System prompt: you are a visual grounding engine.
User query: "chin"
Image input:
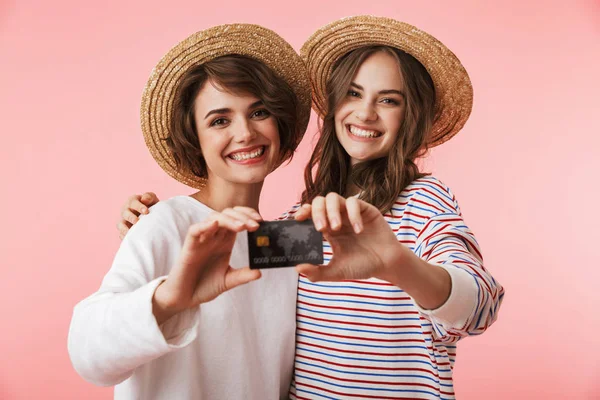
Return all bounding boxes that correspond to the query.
[346,148,375,163]
[232,171,269,185]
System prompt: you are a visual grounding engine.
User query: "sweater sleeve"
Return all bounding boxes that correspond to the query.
[412,209,504,343]
[276,203,302,221]
[67,204,200,386]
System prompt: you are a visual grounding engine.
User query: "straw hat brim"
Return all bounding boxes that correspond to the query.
[300,16,473,147]
[141,24,312,189]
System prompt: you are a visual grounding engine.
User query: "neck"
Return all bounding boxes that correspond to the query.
[345,180,360,197]
[191,178,263,212]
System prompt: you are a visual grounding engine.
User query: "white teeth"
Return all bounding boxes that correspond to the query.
[230,146,265,161]
[349,125,381,138]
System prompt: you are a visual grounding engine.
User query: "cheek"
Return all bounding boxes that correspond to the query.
[335,103,353,123]
[385,110,404,133]
[333,109,352,139]
[197,135,226,162]
[262,119,280,149]
[334,119,346,142]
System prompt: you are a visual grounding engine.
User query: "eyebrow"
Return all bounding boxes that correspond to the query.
[204,108,230,119]
[350,82,405,99]
[204,100,264,120]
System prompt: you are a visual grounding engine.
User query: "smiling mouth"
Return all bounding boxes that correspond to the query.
[228,146,266,161]
[347,124,382,139]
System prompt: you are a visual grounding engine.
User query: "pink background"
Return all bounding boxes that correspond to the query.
[1,0,599,398]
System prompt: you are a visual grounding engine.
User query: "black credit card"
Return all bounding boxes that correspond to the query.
[248,219,324,269]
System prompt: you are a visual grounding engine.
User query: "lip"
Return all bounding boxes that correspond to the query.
[226,145,264,157]
[226,145,268,165]
[345,124,383,142]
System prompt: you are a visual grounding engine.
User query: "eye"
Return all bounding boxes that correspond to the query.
[210,117,229,127]
[251,109,271,119]
[347,90,360,98]
[381,98,400,105]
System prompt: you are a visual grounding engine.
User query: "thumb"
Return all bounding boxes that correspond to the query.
[224,266,262,291]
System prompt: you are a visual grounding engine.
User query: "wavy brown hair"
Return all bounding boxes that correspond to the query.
[301,46,436,213]
[166,55,300,179]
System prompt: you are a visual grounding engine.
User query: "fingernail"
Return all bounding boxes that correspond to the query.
[353,223,362,233]
[331,218,340,229]
[142,207,148,214]
[314,219,323,231]
[249,220,259,228]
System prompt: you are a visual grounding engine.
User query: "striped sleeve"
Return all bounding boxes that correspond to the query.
[413,204,504,343]
[276,202,301,221]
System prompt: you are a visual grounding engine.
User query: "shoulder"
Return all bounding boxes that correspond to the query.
[151,196,212,219]
[111,197,210,282]
[394,176,461,217]
[126,196,212,240]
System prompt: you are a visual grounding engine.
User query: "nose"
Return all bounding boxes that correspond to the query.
[356,100,377,122]
[233,119,257,143]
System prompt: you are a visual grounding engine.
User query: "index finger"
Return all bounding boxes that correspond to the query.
[345,196,363,234]
[207,212,249,232]
[325,193,345,231]
[125,197,149,215]
[232,206,263,221]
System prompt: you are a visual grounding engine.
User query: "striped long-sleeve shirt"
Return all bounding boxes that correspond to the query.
[286,176,504,400]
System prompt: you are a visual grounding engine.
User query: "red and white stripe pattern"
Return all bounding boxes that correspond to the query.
[285,176,504,399]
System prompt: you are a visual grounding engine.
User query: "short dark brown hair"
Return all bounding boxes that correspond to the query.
[166,55,301,179]
[301,46,436,213]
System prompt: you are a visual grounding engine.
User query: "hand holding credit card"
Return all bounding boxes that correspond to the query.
[248,220,324,269]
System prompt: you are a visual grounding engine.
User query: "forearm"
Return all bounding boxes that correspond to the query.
[68,278,199,386]
[378,242,452,310]
[379,241,503,339]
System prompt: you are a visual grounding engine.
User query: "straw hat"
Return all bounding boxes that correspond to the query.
[141,24,312,188]
[301,16,473,147]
